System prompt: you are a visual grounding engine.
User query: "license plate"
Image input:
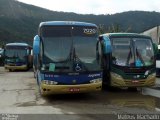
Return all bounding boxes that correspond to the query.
[69,88,80,92]
[131,80,139,83]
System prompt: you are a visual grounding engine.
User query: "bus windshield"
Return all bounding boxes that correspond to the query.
[5,48,27,62]
[41,26,100,71]
[42,26,72,63]
[111,37,154,67]
[73,26,99,71]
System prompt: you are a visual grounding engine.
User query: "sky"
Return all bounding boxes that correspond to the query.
[17,0,160,15]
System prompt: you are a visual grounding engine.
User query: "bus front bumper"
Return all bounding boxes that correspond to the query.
[110,73,156,87]
[5,65,28,70]
[40,81,102,95]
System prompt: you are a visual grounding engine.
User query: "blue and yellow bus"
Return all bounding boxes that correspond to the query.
[33,21,102,95]
[98,33,156,88]
[4,43,33,71]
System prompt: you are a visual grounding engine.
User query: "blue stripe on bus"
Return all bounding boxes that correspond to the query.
[41,72,102,84]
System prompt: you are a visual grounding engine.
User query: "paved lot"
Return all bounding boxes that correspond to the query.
[0,67,160,120]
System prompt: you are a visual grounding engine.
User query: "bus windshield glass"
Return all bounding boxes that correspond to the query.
[41,26,72,63]
[72,26,99,71]
[41,25,100,71]
[111,37,154,67]
[5,46,27,62]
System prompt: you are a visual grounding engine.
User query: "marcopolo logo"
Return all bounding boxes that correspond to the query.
[88,73,101,78]
[83,28,97,35]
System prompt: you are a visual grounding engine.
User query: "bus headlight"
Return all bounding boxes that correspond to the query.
[42,80,58,85]
[90,79,102,83]
[41,64,46,71]
[148,73,156,78]
[111,72,123,79]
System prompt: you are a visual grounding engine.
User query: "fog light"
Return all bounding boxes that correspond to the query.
[90,79,102,83]
[42,80,58,85]
[111,72,123,79]
[148,73,156,78]
[50,81,58,85]
[43,80,49,84]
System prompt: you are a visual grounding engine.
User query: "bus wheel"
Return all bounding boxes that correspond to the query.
[26,66,29,71]
[34,73,36,78]
[34,71,36,78]
[102,70,111,90]
[38,85,42,95]
[36,77,42,95]
[102,82,106,90]
[38,84,45,96]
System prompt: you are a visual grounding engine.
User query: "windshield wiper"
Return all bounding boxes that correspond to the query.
[126,46,133,66]
[72,48,89,72]
[135,47,145,66]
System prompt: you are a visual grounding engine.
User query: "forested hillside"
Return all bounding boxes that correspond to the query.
[0,0,160,45]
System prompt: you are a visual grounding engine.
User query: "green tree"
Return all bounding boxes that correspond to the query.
[98,24,132,34]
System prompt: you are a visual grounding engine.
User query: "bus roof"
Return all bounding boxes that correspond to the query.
[39,21,97,28]
[6,43,32,48]
[101,33,151,39]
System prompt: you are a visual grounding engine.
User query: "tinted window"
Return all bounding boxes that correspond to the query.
[41,26,97,37]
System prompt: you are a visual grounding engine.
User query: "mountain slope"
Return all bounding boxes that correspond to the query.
[0,0,160,45]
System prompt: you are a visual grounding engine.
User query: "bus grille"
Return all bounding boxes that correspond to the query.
[124,80,154,86]
[8,64,16,66]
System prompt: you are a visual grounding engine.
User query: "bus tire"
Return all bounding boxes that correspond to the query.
[34,72,36,78]
[102,70,111,90]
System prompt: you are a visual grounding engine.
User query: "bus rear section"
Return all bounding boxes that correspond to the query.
[99,33,156,88]
[4,43,33,71]
[33,21,102,95]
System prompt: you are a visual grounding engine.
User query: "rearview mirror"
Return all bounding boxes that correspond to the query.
[33,35,40,55]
